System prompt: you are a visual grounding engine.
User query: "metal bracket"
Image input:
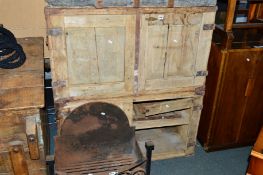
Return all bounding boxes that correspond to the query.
[203,24,215,30]
[195,86,206,96]
[196,71,209,77]
[48,28,62,36]
[52,80,67,88]
[193,105,203,111]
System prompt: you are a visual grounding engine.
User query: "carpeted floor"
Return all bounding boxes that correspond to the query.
[151,143,252,175]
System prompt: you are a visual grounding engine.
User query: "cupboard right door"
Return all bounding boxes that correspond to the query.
[137,12,215,94]
[238,50,263,144]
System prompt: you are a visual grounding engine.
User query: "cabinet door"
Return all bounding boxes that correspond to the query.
[238,50,263,144]
[210,51,255,147]
[49,14,135,100]
[137,12,215,93]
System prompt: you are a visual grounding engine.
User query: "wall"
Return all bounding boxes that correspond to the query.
[0,0,48,56]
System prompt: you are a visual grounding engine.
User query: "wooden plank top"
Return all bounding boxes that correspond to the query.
[0,37,44,110]
[251,127,263,159]
[46,0,217,7]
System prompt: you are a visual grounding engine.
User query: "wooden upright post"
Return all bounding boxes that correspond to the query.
[224,0,237,31]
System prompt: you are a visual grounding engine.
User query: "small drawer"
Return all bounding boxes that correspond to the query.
[133,98,193,129]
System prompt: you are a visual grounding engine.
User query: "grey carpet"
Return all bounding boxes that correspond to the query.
[151,143,252,175]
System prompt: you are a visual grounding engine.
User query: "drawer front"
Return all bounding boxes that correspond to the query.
[133,98,195,129]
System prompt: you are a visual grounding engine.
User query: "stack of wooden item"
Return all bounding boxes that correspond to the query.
[0,38,46,174]
[45,0,217,160]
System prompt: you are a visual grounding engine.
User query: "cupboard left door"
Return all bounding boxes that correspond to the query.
[47,12,136,101]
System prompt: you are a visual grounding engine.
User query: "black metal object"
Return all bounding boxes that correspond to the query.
[0,26,26,69]
[55,102,153,175]
[145,142,154,175]
[43,61,57,156]
[43,58,57,174]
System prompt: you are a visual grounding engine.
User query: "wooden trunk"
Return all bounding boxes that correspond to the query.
[46,6,216,160]
[0,38,44,110]
[0,38,46,174]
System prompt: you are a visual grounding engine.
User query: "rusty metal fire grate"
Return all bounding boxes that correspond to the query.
[55,102,154,175]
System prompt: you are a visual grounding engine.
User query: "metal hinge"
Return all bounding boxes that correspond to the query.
[193,105,203,111]
[52,80,66,88]
[195,86,206,96]
[48,28,62,36]
[196,71,208,77]
[203,24,215,30]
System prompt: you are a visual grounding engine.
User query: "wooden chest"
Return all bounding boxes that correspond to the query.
[0,38,46,174]
[46,6,216,160]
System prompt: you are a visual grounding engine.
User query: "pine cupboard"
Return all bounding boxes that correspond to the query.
[46,6,216,159]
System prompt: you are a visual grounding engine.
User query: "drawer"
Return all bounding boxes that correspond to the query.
[133,98,193,129]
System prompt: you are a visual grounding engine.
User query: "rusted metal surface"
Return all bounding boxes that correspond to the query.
[55,102,145,175]
[195,86,206,96]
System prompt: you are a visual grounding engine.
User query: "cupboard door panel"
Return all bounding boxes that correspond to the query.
[49,14,135,99]
[166,24,200,77]
[238,51,263,143]
[138,13,203,92]
[66,28,100,85]
[145,25,169,80]
[211,51,254,146]
[96,27,125,83]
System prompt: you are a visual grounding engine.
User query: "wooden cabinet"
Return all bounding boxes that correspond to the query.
[198,0,263,151]
[46,6,216,160]
[198,43,263,151]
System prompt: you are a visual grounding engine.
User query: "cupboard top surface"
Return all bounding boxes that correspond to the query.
[46,0,217,7]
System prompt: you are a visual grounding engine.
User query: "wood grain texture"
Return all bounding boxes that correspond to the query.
[0,148,46,174]
[138,12,214,93]
[247,128,263,175]
[0,109,43,153]
[136,125,190,160]
[26,117,40,160]
[46,7,216,160]
[46,0,216,7]
[198,43,226,147]
[198,42,263,151]
[0,38,44,110]
[47,13,136,100]
[224,0,237,31]
[9,143,29,175]
[238,51,263,144]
